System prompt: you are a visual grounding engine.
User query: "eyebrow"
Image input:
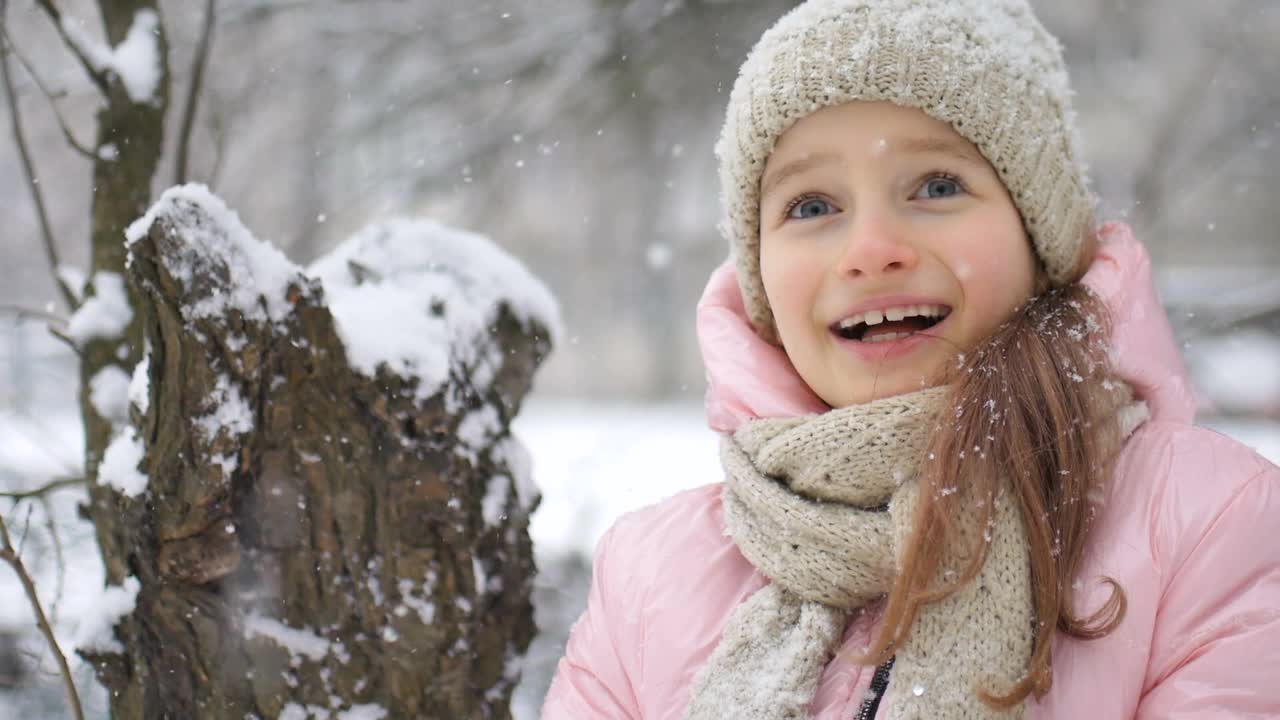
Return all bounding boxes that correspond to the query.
[759,136,988,199]
[760,152,842,200]
[895,136,987,167]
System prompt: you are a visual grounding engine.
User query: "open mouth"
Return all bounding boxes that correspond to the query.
[832,304,951,344]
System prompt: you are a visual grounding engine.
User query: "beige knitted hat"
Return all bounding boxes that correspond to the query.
[717,0,1096,342]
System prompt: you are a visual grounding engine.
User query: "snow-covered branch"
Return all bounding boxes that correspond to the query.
[0,510,85,720]
[31,0,108,94]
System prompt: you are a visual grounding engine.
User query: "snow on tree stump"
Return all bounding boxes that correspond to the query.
[84,185,559,719]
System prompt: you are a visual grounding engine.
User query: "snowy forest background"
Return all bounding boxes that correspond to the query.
[0,0,1277,717]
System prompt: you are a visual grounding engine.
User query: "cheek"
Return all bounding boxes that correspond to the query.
[760,243,809,324]
[952,236,1035,333]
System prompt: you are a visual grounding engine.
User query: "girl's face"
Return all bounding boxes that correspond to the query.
[759,101,1037,408]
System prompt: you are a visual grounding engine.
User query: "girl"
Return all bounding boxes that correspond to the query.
[544,0,1280,717]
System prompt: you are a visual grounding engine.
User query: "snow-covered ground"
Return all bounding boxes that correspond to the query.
[516,400,722,557]
[1,402,1277,718]
[1185,330,1280,418]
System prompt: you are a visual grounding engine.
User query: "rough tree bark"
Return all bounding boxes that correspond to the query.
[78,0,170,588]
[80,191,551,718]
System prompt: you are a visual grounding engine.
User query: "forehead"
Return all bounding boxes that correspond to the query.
[761,102,988,193]
[769,102,985,164]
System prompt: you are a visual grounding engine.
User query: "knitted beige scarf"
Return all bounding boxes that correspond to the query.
[685,386,1148,719]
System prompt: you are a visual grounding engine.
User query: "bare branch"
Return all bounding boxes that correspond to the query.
[0,26,82,312]
[0,511,86,720]
[48,326,82,355]
[38,496,67,623]
[32,0,108,94]
[207,105,230,190]
[13,502,34,558]
[0,477,86,502]
[1139,106,1275,246]
[221,0,394,25]
[0,25,95,158]
[175,0,216,185]
[0,303,67,325]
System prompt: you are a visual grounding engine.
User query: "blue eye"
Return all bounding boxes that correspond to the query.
[916,176,964,200]
[787,197,836,220]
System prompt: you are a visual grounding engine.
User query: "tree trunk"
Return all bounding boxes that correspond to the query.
[79,0,169,588]
[81,190,551,719]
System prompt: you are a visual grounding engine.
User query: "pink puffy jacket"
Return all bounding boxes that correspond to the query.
[542,224,1280,719]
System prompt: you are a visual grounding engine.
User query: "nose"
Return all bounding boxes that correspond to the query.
[834,212,919,278]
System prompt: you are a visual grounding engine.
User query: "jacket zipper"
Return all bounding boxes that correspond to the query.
[855,657,895,720]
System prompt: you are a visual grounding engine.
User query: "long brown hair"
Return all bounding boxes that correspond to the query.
[863,260,1129,706]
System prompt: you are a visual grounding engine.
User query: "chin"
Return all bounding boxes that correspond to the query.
[827,387,899,408]
[833,376,939,407]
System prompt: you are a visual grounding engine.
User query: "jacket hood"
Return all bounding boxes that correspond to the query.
[695,221,1196,434]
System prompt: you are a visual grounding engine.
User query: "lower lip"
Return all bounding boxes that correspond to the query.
[831,318,949,361]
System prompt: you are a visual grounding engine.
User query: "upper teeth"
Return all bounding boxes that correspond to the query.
[838,304,948,330]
